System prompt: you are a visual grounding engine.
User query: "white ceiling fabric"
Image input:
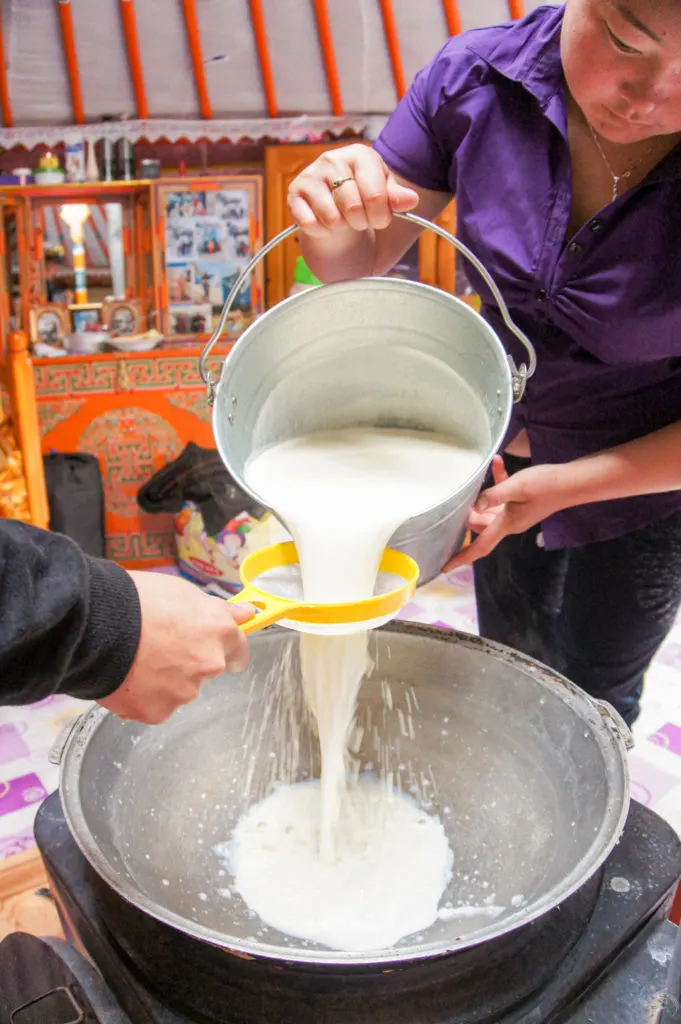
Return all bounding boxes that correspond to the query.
[0,0,556,147]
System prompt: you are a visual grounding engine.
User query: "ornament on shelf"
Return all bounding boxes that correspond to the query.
[34,151,65,186]
[85,139,100,182]
[65,140,86,182]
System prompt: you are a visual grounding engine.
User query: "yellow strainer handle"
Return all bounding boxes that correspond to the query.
[228,585,298,636]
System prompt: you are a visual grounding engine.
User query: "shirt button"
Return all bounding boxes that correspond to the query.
[590,219,603,233]
[568,242,583,256]
[535,289,547,302]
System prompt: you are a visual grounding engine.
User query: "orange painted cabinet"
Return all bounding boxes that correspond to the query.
[33,347,227,568]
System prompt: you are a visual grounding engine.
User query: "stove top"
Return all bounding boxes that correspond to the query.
[27,793,681,1024]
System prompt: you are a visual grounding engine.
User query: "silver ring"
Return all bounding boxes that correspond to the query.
[330,175,354,192]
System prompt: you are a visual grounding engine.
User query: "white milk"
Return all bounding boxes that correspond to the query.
[227,427,482,950]
[226,777,454,951]
[244,427,482,603]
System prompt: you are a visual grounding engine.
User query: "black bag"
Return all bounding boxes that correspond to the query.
[43,453,106,559]
[137,442,264,536]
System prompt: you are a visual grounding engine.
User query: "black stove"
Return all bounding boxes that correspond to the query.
[4,793,681,1024]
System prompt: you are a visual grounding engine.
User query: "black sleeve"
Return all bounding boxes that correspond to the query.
[0,519,141,706]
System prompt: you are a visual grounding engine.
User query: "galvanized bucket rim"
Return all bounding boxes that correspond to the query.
[212,276,514,530]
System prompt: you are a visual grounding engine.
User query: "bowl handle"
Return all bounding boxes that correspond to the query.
[591,698,635,751]
[199,213,537,403]
[48,714,85,767]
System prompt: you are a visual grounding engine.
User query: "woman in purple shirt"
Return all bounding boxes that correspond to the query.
[288,0,681,725]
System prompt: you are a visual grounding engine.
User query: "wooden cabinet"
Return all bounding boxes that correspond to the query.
[264,142,466,306]
[32,344,228,568]
[0,173,263,541]
[0,175,263,350]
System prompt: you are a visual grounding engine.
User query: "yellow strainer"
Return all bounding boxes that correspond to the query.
[228,542,419,636]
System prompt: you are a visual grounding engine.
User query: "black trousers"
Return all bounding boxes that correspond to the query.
[473,456,681,726]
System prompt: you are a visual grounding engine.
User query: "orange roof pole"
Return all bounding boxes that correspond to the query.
[441,0,462,36]
[377,0,406,100]
[311,0,344,116]
[508,0,525,18]
[247,0,278,118]
[57,0,85,124]
[119,0,149,119]
[181,0,212,119]
[0,13,13,126]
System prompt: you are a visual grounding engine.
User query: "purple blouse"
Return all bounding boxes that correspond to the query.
[374,4,681,550]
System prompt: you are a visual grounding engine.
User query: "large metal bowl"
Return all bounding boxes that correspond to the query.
[57,623,631,968]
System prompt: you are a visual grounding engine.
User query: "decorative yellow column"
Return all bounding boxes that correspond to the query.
[59,203,90,305]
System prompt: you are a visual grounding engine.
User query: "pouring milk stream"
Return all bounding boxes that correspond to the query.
[221,425,486,950]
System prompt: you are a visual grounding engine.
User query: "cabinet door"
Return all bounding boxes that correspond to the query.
[264,144,471,305]
[265,142,352,308]
[33,351,219,568]
[0,196,29,357]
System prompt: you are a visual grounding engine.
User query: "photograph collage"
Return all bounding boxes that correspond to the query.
[165,188,254,336]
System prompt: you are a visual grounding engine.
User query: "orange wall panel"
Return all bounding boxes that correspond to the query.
[34,350,225,568]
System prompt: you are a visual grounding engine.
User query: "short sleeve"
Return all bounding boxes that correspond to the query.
[373,37,481,195]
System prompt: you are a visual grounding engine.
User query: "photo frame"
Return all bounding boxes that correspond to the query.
[29,304,70,346]
[69,303,103,332]
[155,176,263,339]
[102,298,142,336]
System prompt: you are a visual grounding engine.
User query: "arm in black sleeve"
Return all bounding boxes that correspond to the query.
[0,519,141,706]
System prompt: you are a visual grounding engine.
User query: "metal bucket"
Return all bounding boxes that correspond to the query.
[200,214,537,582]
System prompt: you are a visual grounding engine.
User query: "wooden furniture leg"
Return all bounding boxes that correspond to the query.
[6,330,49,529]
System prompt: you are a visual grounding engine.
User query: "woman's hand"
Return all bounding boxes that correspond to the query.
[287,143,419,239]
[444,456,573,569]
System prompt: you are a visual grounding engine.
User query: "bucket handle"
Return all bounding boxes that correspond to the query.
[199,211,537,403]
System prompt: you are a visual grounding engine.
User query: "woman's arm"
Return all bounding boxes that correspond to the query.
[447,421,681,567]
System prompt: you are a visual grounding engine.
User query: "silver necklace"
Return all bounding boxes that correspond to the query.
[587,121,656,202]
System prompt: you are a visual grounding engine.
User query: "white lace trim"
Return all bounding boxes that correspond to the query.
[0,115,389,151]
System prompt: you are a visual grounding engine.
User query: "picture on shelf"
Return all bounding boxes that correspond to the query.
[221,266,252,313]
[166,191,207,219]
[71,305,102,332]
[225,219,251,260]
[166,222,196,260]
[168,263,193,304]
[170,303,212,336]
[196,220,224,257]
[158,177,264,339]
[191,262,222,306]
[208,189,248,223]
[102,299,142,336]
[30,304,70,346]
